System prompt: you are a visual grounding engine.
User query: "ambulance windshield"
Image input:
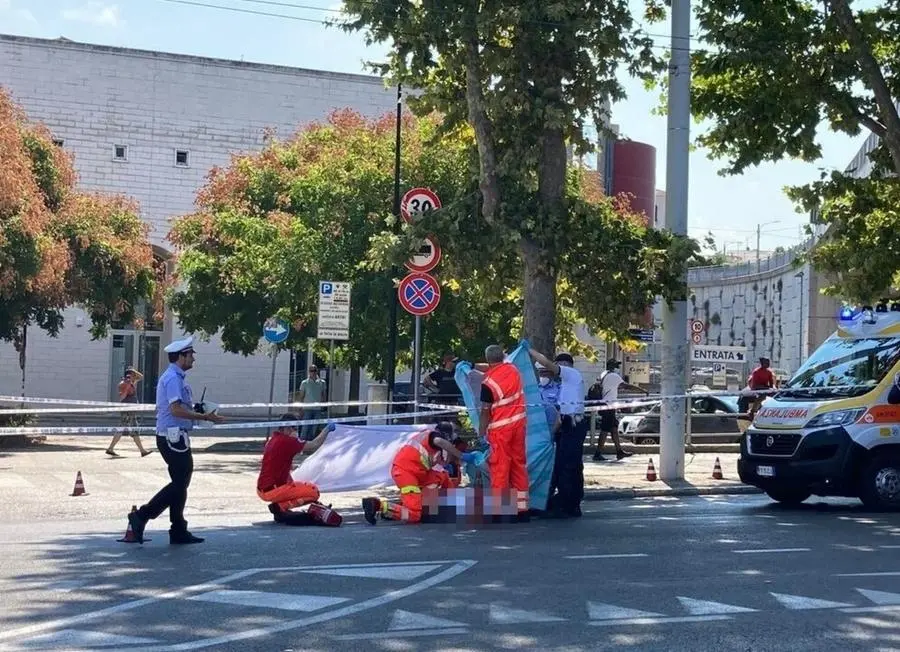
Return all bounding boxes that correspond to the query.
[781,336,900,399]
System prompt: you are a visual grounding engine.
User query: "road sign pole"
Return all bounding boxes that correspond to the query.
[327,339,335,419]
[413,315,422,424]
[266,345,278,440]
[387,83,402,415]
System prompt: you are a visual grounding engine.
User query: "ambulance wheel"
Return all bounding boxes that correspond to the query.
[858,453,900,511]
[764,488,810,506]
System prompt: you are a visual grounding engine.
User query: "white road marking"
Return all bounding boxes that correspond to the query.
[835,571,900,577]
[589,615,732,626]
[119,471,166,487]
[566,554,648,560]
[588,602,663,620]
[880,545,900,549]
[11,628,158,648]
[489,604,565,624]
[389,609,469,631]
[301,563,441,581]
[677,597,757,615]
[769,593,854,610]
[732,548,810,554]
[331,628,468,640]
[188,590,349,612]
[855,588,900,605]
[0,570,259,643]
[138,560,477,651]
[44,579,92,593]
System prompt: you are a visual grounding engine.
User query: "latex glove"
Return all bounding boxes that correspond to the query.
[326,420,336,432]
[461,452,476,464]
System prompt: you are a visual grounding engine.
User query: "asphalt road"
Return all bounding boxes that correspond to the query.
[2,494,900,651]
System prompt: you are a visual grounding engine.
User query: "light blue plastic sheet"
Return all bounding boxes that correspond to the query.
[454,344,556,511]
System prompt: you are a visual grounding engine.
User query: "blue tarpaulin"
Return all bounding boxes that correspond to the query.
[454,343,556,511]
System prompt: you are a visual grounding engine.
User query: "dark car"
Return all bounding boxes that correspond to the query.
[623,395,742,445]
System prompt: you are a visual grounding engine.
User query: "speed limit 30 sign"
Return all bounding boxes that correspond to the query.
[400,187,442,224]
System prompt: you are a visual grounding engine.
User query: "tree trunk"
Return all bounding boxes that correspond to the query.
[463,2,500,223]
[522,108,569,357]
[14,324,26,402]
[829,0,900,175]
[521,238,557,356]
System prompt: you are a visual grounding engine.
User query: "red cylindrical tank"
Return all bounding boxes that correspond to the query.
[612,140,656,225]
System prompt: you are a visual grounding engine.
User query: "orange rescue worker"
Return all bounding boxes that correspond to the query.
[478,344,529,518]
[362,422,472,525]
[257,414,335,524]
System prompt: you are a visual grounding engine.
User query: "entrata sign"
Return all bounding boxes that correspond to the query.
[405,235,442,273]
[398,272,441,316]
[400,187,442,224]
[690,344,747,363]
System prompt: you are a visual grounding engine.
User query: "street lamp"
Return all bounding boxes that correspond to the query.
[795,270,806,365]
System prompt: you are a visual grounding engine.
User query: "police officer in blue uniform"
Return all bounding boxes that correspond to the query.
[126,337,224,545]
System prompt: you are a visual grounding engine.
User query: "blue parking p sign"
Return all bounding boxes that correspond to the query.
[320,282,333,295]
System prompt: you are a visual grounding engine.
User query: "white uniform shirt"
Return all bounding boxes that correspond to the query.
[599,371,624,404]
[557,365,585,415]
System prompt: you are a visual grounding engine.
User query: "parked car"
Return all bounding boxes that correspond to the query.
[621,395,742,445]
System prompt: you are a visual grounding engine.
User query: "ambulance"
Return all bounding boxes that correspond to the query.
[738,302,900,510]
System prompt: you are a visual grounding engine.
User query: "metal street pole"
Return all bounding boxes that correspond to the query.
[266,345,278,439]
[327,339,335,418]
[386,83,402,415]
[412,315,422,424]
[796,270,806,365]
[660,0,691,481]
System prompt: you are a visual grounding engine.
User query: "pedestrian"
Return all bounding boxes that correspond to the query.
[536,362,561,436]
[590,359,648,461]
[527,345,588,518]
[257,415,336,524]
[478,344,530,521]
[745,356,776,420]
[423,352,463,405]
[297,364,327,441]
[362,422,471,525]
[125,337,225,545]
[106,366,153,458]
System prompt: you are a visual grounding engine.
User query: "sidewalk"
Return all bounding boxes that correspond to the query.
[582,451,759,500]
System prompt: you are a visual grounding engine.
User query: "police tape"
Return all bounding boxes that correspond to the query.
[0,407,462,437]
[0,396,411,415]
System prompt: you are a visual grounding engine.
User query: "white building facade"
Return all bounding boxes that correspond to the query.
[0,34,398,405]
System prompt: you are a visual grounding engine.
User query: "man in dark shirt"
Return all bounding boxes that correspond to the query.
[423,352,462,404]
[257,414,334,524]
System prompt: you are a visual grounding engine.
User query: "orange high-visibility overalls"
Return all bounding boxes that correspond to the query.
[381,430,451,523]
[483,362,529,513]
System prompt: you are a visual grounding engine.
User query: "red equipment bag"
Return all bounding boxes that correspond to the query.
[307,502,343,527]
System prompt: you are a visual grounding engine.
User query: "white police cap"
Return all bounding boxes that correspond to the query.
[164,336,194,354]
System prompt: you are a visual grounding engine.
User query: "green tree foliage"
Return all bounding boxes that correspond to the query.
[337,0,693,355]
[689,0,900,302]
[168,110,696,379]
[0,89,157,366]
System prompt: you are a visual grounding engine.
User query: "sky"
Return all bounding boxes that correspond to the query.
[0,0,871,253]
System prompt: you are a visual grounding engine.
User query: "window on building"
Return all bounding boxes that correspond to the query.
[175,150,190,167]
[114,144,128,161]
[52,138,64,147]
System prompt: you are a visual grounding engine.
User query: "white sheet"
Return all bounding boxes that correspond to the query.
[290,424,434,492]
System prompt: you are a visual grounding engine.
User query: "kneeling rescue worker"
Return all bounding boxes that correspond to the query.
[256,414,342,526]
[362,422,474,525]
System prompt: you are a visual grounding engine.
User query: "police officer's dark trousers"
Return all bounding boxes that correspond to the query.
[549,415,589,515]
[136,435,193,532]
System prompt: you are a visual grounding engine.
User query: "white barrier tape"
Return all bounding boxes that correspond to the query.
[0,407,460,437]
[0,399,414,416]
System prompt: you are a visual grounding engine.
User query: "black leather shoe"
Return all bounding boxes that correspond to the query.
[169,530,204,545]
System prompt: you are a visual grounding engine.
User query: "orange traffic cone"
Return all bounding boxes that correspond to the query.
[712,457,723,480]
[646,458,657,482]
[118,506,150,543]
[70,471,88,496]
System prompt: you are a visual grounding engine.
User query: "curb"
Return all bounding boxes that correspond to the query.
[583,484,763,501]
